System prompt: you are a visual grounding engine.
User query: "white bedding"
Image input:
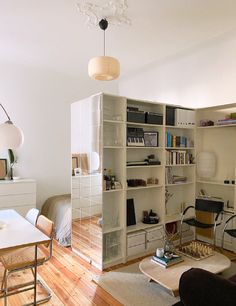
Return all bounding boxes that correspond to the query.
[41,194,71,246]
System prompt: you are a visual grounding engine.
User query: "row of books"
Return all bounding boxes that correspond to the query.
[166,132,194,148]
[166,150,194,165]
[165,167,187,184]
[152,254,183,268]
[216,118,236,125]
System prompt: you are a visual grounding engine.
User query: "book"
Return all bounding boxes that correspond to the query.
[152,254,183,268]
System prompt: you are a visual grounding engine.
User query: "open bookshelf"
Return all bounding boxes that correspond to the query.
[71,93,236,270]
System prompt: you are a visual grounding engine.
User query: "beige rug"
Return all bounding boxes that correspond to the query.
[94,261,236,306]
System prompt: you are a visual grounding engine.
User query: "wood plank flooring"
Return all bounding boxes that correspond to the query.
[0,239,235,305]
[0,241,122,306]
[72,217,102,267]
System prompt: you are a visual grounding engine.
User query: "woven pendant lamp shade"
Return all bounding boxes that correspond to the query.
[88,56,120,81]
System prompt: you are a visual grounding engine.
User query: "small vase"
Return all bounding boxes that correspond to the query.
[164,239,174,254]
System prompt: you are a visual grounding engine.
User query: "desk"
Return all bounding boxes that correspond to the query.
[0,209,50,305]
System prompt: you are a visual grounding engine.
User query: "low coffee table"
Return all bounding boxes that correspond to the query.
[139,251,231,297]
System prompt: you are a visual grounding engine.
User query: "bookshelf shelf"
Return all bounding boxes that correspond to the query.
[126,165,163,169]
[103,189,124,193]
[197,124,236,129]
[165,164,196,167]
[103,119,124,124]
[126,184,163,191]
[104,146,124,149]
[126,122,163,128]
[126,222,163,234]
[197,180,235,187]
[166,125,195,130]
[166,147,195,150]
[126,146,163,149]
[166,182,194,187]
[165,214,181,223]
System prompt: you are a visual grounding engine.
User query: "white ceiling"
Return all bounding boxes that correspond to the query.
[1,0,236,79]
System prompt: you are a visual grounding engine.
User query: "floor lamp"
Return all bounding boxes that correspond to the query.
[0,104,24,179]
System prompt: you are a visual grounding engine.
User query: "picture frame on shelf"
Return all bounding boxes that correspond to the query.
[0,159,7,180]
[144,131,158,147]
[72,156,78,176]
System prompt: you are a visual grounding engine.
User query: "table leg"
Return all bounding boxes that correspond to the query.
[34,245,38,305]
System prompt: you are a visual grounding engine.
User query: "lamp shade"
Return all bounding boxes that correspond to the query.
[0,122,24,149]
[88,56,120,81]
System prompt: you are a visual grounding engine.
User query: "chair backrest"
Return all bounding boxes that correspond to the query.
[25,208,39,226]
[36,215,54,239]
[36,215,54,260]
[195,198,224,214]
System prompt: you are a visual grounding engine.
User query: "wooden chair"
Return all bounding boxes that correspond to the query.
[25,208,40,226]
[0,215,54,305]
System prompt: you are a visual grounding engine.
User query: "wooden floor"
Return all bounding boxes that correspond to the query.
[72,217,102,267]
[0,239,235,305]
[0,241,122,306]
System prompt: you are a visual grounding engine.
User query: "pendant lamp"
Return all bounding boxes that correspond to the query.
[0,104,24,149]
[88,19,120,81]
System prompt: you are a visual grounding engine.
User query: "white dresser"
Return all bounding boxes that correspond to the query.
[0,179,36,216]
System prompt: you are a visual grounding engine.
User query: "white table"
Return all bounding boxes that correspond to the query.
[139,252,231,296]
[0,209,50,305]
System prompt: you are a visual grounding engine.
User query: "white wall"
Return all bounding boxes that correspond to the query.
[0,60,118,209]
[119,30,236,108]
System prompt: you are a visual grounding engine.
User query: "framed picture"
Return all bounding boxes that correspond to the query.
[144,131,159,147]
[0,159,7,180]
[72,156,78,175]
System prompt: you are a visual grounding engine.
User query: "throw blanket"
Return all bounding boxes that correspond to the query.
[41,194,71,246]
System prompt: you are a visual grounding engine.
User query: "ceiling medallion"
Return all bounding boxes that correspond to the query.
[77,0,131,27]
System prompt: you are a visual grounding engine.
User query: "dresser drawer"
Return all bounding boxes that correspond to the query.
[127,243,146,257]
[0,181,36,195]
[145,226,164,242]
[0,193,36,208]
[127,231,146,248]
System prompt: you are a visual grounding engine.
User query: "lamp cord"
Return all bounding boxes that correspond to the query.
[104,29,106,56]
[0,104,11,121]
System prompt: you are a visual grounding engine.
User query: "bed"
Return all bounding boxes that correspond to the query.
[41,194,71,247]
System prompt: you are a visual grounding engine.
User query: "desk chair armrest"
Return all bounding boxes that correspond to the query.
[223,214,236,232]
[215,211,224,224]
[180,205,195,223]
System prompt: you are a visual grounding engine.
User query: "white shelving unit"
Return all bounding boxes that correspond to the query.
[71,93,236,270]
[196,104,236,251]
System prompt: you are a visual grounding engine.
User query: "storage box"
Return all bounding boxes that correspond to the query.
[166,106,175,126]
[145,112,163,125]
[127,110,145,123]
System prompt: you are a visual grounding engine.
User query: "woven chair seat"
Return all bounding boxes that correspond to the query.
[1,247,45,270]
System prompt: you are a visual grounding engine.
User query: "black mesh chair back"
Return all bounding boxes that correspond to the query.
[195,198,224,214]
